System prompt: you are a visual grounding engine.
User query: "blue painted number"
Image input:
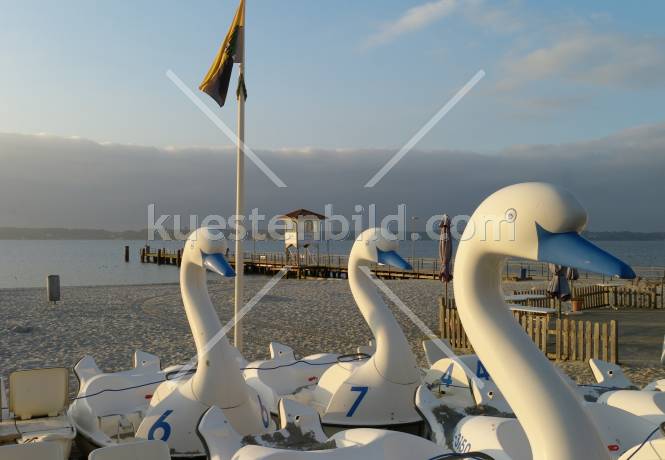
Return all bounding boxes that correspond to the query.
[346,386,368,417]
[148,410,173,442]
[440,364,454,386]
[476,361,490,381]
[258,395,270,428]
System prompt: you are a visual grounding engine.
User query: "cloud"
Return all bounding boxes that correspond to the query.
[362,0,522,49]
[0,123,664,231]
[498,33,665,91]
[461,0,523,34]
[363,0,457,49]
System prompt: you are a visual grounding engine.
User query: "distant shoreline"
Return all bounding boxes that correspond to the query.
[0,227,663,241]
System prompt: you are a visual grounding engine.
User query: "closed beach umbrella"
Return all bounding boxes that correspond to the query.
[439,214,453,283]
[566,267,579,281]
[439,214,453,305]
[566,266,579,300]
[547,264,572,301]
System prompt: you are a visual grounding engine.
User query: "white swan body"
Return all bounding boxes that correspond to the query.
[598,390,665,424]
[242,342,341,412]
[133,228,275,456]
[68,351,184,454]
[446,183,662,459]
[453,402,661,460]
[225,429,446,460]
[588,359,665,422]
[198,400,447,460]
[292,228,422,429]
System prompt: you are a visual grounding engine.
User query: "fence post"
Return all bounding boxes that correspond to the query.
[570,320,576,361]
[593,322,600,359]
[610,320,618,364]
[555,319,562,361]
[602,323,609,361]
[439,298,445,338]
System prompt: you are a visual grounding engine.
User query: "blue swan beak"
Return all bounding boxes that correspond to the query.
[377,248,413,270]
[536,224,635,279]
[202,252,236,277]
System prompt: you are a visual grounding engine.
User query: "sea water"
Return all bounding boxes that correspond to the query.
[0,239,662,289]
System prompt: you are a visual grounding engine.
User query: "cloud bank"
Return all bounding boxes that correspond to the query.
[0,123,663,231]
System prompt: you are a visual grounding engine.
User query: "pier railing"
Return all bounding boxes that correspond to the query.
[138,247,446,279]
[135,246,665,298]
[504,260,665,282]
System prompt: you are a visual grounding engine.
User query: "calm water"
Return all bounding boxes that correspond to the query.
[0,239,663,289]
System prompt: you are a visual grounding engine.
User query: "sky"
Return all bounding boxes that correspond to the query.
[0,1,664,230]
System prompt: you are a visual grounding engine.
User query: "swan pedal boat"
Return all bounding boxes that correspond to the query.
[0,368,76,460]
[72,228,277,458]
[417,182,665,459]
[68,350,187,454]
[246,229,425,434]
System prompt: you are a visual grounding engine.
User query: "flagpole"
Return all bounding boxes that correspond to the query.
[234,2,246,352]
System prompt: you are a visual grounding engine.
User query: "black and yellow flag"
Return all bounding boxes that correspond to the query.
[199,0,246,107]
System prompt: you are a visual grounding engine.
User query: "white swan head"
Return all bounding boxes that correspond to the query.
[183,227,236,277]
[461,182,635,278]
[351,228,412,270]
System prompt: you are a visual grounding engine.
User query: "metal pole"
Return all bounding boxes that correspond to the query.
[234,6,246,351]
[411,216,418,263]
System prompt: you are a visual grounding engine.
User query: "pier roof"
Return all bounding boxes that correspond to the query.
[280,208,326,220]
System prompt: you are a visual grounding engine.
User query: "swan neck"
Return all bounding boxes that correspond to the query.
[180,259,248,407]
[348,254,419,385]
[454,243,609,460]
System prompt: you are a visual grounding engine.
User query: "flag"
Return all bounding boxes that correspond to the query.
[199,0,245,107]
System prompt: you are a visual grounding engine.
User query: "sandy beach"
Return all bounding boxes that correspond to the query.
[2,276,663,394]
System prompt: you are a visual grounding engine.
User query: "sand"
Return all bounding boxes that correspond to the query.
[1,276,663,393]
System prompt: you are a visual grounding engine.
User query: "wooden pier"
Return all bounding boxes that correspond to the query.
[136,246,665,283]
[138,247,442,280]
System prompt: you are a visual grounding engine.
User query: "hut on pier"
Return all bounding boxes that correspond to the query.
[279,208,326,267]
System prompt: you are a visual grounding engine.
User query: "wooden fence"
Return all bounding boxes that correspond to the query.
[512,284,663,310]
[439,300,619,363]
[612,284,663,309]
